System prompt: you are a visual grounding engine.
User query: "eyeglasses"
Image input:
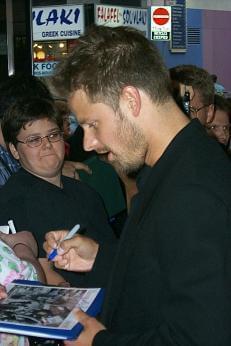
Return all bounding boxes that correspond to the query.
[205,124,230,133]
[189,105,209,118]
[17,131,64,148]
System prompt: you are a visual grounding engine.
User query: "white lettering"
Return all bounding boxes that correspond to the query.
[97,6,120,23]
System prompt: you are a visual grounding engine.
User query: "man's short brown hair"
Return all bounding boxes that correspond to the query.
[52,25,172,111]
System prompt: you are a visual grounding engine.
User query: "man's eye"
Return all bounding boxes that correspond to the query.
[88,122,97,129]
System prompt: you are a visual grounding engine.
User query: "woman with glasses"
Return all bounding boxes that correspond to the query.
[0,97,115,288]
[205,95,231,152]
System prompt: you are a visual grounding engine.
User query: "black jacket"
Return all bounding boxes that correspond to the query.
[94,119,231,346]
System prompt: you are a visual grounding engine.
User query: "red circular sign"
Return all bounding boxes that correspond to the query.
[153,7,170,26]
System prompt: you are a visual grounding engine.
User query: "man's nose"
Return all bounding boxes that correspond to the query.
[83,131,98,152]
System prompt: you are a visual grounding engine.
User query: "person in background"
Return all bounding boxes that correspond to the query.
[169,66,231,156]
[44,26,231,346]
[55,99,93,181]
[169,64,215,125]
[211,74,225,95]
[0,231,46,284]
[0,231,46,345]
[68,113,79,135]
[205,94,231,152]
[0,74,91,187]
[55,99,72,139]
[54,98,72,159]
[67,125,96,163]
[0,96,115,288]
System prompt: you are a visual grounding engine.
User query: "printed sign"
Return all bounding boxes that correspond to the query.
[150,6,171,41]
[153,7,170,25]
[95,5,148,38]
[33,61,58,77]
[169,0,187,52]
[165,0,177,5]
[32,5,84,41]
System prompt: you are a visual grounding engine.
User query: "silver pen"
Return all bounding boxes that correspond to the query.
[48,224,80,261]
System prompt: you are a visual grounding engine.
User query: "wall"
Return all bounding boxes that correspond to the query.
[203,10,231,91]
[187,0,231,11]
[151,3,231,92]
[157,9,202,68]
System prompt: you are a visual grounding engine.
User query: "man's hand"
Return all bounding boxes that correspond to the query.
[62,161,92,180]
[0,285,7,299]
[64,310,106,346]
[43,231,99,272]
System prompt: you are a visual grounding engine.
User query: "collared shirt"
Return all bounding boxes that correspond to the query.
[0,145,20,187]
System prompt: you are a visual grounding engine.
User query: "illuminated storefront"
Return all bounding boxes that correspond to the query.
[32,4,93,77]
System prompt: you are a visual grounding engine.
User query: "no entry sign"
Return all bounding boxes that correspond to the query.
[153,7,170,26]
[150,6,171,41]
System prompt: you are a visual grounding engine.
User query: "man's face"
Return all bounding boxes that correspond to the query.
[188,89,210,125]
[69,90,147,175]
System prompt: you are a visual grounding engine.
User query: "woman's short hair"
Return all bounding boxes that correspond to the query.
[2,97,62,146]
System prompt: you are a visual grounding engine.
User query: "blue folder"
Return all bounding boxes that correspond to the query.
[0,280,104,340]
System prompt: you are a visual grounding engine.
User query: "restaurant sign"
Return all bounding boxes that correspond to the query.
[33,61,58,77]
[32,5,84,41]
[95,5,148,38]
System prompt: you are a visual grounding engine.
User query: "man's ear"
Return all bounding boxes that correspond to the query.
[9,143,20,160]
[206,104,215,124]
[121,86,141,117]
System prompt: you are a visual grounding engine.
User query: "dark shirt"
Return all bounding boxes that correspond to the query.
[0,168,115,286]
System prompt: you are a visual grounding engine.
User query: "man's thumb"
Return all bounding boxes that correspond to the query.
[76,309,88,325]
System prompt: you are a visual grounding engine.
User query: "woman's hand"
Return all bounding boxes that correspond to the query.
[0,285,7,299]
[62,161,92,180]
[0,231,38,257]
